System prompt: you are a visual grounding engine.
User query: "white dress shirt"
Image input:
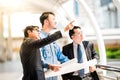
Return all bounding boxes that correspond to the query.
[73,42,89,74]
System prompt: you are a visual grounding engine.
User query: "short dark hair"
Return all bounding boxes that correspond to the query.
[69,26,81,39]
[24,25,39,37]
[40,12,55,26]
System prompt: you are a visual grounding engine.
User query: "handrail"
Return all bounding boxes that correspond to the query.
[99,75,116,80]
[96,65,120,80]
[96,64,120,72]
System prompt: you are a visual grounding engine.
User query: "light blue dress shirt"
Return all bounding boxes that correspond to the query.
[40,30,69,80]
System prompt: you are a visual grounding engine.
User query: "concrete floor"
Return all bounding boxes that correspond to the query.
[0,58,120,80]
[0,58,22,80]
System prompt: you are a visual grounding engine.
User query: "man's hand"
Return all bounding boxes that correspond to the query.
[48,64,61,72]
[64,21,74,32]
[89,65,96,72]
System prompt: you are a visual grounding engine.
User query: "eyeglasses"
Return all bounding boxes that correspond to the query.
[73,32,82,36]
[33,29,40,32]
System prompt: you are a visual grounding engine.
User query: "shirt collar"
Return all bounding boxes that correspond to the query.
[40,30,49,36]
[73,42,82,46]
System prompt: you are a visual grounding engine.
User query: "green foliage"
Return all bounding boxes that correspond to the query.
[95,48,120,59]
[106,48,120,59]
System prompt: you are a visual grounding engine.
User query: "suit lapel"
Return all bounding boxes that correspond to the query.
[69,43,74,59]
[82,41,90,60]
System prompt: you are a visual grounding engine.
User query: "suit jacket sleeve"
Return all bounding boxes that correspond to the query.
[89,42,99,60]
[27,31,62,48]
[83,41,99,60]
[83,41,100,80]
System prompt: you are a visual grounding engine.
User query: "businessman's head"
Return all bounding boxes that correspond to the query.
[24,25,40,40]
[69,26,83,44]
[40,12,57,30]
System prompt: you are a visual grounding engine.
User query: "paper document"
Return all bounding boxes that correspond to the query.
[45,58,97,78]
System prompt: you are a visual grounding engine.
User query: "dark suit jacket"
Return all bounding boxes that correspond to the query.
[62,41,99,80]
[20,31,62,80]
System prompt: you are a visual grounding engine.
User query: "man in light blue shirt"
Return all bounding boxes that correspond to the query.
[40,30,69,66]
[39,12,74,80]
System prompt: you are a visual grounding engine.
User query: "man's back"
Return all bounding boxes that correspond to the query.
[20,38,45,80]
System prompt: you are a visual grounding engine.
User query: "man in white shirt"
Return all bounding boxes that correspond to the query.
[62,26,99,80]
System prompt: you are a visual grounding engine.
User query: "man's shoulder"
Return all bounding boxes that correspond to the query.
[63,43,73,48]
[82,40,94,45]
[23,38,34,44]
[82,40,94,48]
[82,40,91,45]
[82,40,89,43]
[40,30,48,38]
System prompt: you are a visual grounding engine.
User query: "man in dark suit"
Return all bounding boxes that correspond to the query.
[20,24,73,80]
[62,26,99,80]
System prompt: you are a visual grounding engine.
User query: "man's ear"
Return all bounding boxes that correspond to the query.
[27,30,31,34]
[71,35,74,39]
[44,19,48,23]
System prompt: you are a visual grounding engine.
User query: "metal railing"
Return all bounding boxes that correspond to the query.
[96,65,120,80]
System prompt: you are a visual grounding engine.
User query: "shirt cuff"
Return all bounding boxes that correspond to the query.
[43,63,49,69]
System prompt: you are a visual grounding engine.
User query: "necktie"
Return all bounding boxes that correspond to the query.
[77,45,82,62]
[77,44,84,78]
